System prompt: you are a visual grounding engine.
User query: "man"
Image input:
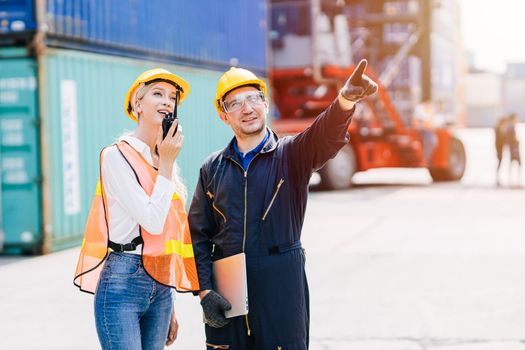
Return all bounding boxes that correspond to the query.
[413,99,438,164]
[189,60,377,349]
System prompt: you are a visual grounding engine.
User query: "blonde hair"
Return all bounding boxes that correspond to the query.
[130,83,153,120]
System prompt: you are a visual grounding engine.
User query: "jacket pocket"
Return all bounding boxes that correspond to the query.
[206,191,227,224]
[262,178,285,221]
[206,343,229,349]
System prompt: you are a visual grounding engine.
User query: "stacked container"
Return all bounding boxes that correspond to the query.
[503,63,525,121]
[0,0,268,254]
[378,0,464,126]
[270,0,465,126]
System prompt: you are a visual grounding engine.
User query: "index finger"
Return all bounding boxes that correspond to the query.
[351,59,368,82]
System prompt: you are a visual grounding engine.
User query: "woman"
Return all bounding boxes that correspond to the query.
[74,68,200,349]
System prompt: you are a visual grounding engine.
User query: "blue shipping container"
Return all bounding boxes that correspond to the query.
[1,0,268,73]
[0,0,36,33]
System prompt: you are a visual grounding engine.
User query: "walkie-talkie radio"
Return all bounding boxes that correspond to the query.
[162,89,180,139]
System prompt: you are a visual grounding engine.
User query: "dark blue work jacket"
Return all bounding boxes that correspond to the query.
[189,100,355,349]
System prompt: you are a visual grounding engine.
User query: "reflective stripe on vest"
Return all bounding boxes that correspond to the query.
[73,142,200,294]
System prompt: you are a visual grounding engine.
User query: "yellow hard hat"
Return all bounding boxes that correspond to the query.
[214,67,267,114]
[124,68,190,122]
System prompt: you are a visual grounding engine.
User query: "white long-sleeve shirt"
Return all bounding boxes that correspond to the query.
[101,135,176,255]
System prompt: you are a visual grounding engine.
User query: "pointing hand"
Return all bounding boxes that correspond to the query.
[340,59,378,102]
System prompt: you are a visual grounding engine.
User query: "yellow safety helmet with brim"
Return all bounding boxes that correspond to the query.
[124,68,190,122]
[214,67,267,115]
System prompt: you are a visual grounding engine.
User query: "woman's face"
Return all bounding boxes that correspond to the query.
[137,81,178,126]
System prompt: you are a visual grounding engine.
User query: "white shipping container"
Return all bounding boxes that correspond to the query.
[464,73,503,107]
[273,35,313,68]
[503,78,525,118]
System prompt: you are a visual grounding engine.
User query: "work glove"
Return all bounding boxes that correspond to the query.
[340,59,378,102]
[200,290,232,328]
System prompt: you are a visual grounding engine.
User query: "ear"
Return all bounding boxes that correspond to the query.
[218,111,230,126]
[262,100,269,116]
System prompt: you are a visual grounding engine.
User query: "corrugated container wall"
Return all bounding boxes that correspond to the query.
[44,0,268,73]
[0,0,268,73]
[0,0,36,33]
[1,47,253,253]
[1,1,270,254]
[464,72,502,127]
[504,64,525,121]
[39,49,240,252]
[0,48,41,253]
[430,0,464,125]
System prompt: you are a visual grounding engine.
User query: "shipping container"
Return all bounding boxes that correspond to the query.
[464,72,502,127]
[466,106,502,128]
[0,47,255,254]
[0,0,36,34]
[503,78,525,121]
[0,0,268,73]
[270,0,467,190]
[506,63,525,79]
[0,48,40,253]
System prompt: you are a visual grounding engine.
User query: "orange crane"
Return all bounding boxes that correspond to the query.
[270,0,466,189]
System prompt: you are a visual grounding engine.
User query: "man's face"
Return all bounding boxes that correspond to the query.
[219,86,268,138]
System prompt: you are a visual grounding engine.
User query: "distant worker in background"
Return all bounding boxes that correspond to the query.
[433,100,449,127]
[506,113,522,187]
[413,99,438,165]
[73,68,200,349]
[189,60,377,349]
[494,116,507,186]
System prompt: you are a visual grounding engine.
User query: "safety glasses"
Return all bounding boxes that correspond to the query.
[221,91,265,113]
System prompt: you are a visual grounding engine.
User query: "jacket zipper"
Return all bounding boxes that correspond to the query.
[229,154,260,337]
[261,178,284,221]
[228,155,259,253]
[206,191,227,223]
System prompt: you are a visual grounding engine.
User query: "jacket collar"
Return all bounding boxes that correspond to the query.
[223,127,278,160]
[119,134,153,166]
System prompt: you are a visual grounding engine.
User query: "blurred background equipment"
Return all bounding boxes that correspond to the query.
[0,0,268,255]
[270,0,466,190]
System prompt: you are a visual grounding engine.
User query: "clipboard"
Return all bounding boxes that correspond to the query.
[212,252,249,318]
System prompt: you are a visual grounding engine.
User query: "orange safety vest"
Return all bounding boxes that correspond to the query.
[73,141,200,294]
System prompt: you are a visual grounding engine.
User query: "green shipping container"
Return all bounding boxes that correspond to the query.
[0,48,41,254]
[0,47,257,254]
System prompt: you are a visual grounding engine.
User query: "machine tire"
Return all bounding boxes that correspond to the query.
[319,144,356,190]
[429,137,466,181]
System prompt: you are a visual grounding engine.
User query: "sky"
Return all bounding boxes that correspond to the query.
[460,0,525,73]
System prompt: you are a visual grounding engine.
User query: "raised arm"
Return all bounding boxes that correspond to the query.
[287,59,378,182]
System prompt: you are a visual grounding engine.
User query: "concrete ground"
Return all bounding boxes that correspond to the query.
[1,127,524,349]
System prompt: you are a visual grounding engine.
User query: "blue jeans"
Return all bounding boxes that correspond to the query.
[94,252,173,350]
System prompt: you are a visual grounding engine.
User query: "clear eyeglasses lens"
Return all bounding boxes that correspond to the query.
[223,91,264,113]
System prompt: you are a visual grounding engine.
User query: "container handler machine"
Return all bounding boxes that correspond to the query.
[270,0,466,190]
